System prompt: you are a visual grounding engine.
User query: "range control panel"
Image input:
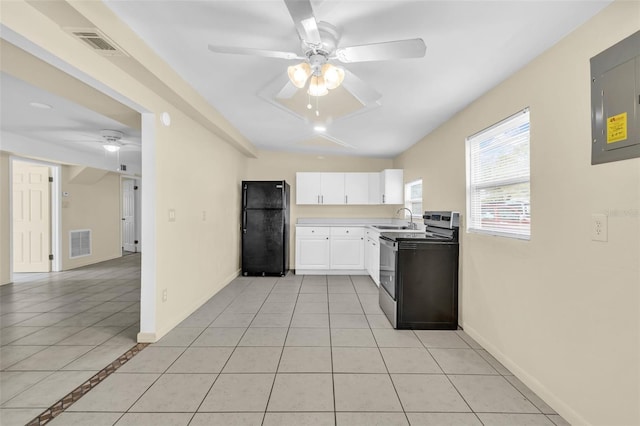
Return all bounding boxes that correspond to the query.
[423,211,460,229]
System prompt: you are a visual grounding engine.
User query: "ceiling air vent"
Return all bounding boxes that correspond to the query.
[65,27,128,57]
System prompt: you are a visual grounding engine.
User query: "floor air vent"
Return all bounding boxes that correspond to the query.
[70,229,92,258]
[65,27,128,57]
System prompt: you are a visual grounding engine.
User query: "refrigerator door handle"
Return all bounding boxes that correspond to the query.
[242,211,247,233]
[242,186,247,208]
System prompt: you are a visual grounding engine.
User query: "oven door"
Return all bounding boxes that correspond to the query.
[379,237,397,300]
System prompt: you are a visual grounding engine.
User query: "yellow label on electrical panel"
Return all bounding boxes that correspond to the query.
[607,112,627,144]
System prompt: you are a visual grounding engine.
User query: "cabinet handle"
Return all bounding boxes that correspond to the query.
[382,194,385,203]
[321,195,324,204]
[326,237,329,240]
[317,195,320,204]
[345,195,348,204]
[346,230,349,234]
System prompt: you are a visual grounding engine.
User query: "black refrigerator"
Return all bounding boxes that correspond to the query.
[241,180,290,276]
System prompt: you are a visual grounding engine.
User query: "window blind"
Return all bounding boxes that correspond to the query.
[466,109,530,239]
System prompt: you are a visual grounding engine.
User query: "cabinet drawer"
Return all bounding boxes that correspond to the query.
[296,227,330,236]
[330,227,364,237]
[365,229,381,239]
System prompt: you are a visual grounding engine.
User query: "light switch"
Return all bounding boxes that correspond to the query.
[168,209,176,222]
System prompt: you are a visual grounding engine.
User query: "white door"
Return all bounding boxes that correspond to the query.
[122,179,136,252]
[320,172,345,204]
[13,162,50,272]
[345,173,369,204]
[296,237,330,269]
[296,172,321,204]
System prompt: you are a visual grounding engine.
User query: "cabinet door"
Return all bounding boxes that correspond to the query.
[296,172,321,205]
[320,172,345,204]
[368,173,381,204]
[381,169,404,204]
[296,236,330,269]
[330,237,365,269]
[371,237,380,286]
[345,173,369,204]
[364,236,371,272]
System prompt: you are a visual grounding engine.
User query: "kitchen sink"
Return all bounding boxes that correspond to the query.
[373,225,409,230]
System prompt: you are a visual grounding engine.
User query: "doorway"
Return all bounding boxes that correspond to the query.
[121,177,138,254]
[11,158,61,274]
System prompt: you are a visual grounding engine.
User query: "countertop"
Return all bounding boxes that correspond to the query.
[295,218,424,232]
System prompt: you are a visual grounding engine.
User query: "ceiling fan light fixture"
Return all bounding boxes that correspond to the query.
[308,75,328,97]
[103,144,121,153]
[288,62,312,88]
[322,64,344,90]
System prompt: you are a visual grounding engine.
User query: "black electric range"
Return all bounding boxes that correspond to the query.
[379,211,460,330]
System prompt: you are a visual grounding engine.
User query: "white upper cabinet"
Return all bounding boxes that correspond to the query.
[320,173,345,205]
[380,169,404,204]
[368,172,381,204]
[296,172,322,204]
[344,173,369,205]
[296,170,403,205]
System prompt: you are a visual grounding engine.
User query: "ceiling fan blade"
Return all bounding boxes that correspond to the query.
[342,69,381,105]
[208,44,302,60]
[335,38,426,63]
[283,0,322,46]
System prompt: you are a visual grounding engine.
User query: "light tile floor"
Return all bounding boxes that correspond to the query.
[1,258,571,426]
[0,255,140,426]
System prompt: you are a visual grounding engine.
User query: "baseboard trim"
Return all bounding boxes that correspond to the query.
[295,269,368,275]
[151,268,241,342]
[461,322,590,426]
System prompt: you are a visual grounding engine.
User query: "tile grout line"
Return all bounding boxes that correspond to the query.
[24,342,149,426]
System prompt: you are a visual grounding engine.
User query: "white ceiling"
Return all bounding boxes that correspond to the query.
[104,0,612,157]
[0,72,142,169]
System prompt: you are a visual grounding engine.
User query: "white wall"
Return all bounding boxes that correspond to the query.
[394,2,639,425]
[60,166,122,269]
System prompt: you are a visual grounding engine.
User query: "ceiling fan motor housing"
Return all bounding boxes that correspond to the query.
[100,129,124,143]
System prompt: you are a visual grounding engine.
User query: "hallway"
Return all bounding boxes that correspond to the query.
[0,255,140,425]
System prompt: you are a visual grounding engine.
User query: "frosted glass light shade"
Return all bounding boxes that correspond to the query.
[308,75,328,97]
[287,63,312,88]
[103,144,121,152]
[322,64,345,90]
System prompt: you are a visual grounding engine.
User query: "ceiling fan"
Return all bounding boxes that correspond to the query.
[208,0,426,103]
[77,130,140,153]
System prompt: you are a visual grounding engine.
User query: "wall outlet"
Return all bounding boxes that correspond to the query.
[591,214,608,242]
[162,288,168,302]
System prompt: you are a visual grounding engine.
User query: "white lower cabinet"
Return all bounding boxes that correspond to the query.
[295,227,330,270]
[296,226,365,274]
[330,227,365,269]
[365,229,381,286]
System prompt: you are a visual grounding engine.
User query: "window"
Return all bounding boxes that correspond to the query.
[466,108,530,239]
[404,179,423,217]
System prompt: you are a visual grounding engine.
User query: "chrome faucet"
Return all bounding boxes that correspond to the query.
[397,207,417,229]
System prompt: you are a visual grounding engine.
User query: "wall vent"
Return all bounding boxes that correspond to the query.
[65,27,128,57]
[70,229,92,259]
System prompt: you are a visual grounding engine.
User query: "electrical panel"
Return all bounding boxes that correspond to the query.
[590,31,640,165]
